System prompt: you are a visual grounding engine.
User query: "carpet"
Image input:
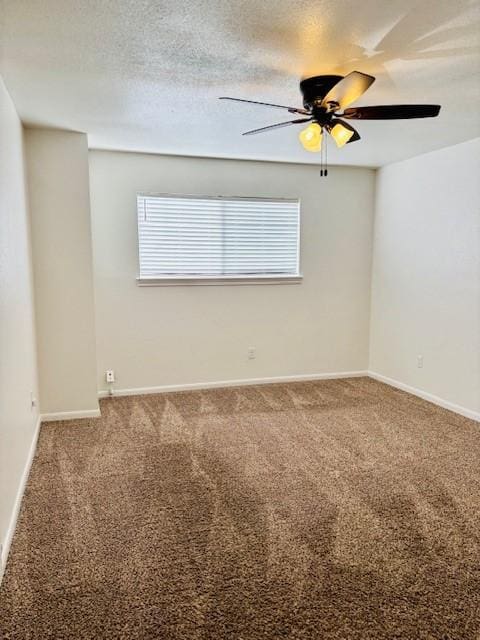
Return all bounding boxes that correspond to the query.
[1,377,479,639]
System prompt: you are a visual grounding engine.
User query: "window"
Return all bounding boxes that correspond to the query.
[136,194,301,285]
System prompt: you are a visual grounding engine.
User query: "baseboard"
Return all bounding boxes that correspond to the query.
[98,370,368,398]
[368,371,480,422]
[41,408,101,422]
[0,415,41,584]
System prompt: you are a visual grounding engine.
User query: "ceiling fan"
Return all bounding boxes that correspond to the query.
[219,72,441,154]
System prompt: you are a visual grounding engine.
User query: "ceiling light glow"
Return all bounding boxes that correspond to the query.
[330,122,354,148]
[299,122,322,152]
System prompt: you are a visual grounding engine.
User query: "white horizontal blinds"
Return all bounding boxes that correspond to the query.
[137,195,299,278]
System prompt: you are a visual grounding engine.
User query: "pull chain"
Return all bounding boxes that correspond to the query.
[320,132,323,177]
[320,128,328,178]
[325,133,328,177]
[320,128,324,177]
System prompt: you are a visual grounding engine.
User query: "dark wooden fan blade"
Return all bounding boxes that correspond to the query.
[321,71,375,110]
[219,97,310,115]
[342,105,441,119]
[242,118,312,136]
[347,130,361,143]
[339,120,361,144]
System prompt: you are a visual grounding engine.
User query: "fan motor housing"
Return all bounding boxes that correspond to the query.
[300,75,343,110]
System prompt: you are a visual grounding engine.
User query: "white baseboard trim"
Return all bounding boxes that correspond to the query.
[0,415,41,584]
[98,370,368,398]
[368,371,480,422]
[41,408,101,422]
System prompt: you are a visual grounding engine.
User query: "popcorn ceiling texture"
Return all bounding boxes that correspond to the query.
[2,0,480,166]
[1,377,479,639]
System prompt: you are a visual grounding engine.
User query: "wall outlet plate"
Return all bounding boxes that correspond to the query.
[105,370,115,383]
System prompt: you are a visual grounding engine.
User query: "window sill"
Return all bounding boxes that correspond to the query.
[136,275,303,287]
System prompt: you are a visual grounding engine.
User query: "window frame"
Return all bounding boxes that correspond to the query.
[136,193,303,286]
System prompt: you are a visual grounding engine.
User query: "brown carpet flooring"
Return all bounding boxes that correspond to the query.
[1,377,479,639]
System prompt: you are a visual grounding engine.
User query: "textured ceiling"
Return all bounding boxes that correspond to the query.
[1,0,480,166]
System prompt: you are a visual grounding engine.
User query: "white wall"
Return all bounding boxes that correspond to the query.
[370,138,480,415]
[25,129,99,416]
[89,151,375,393]
[0,79,39,574]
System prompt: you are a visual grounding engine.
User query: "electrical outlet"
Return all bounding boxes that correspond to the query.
[417,355,423,369]
[30,391,37,409]
[247,347,256,360]
[105,370,115,383]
